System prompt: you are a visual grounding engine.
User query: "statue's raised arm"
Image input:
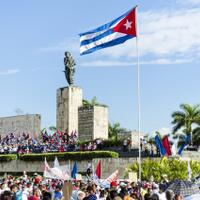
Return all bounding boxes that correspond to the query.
[64,51,76,86]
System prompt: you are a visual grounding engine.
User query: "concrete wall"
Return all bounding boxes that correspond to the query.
[0,151,199,178]
[182,151,200,160]
[56,86,83,133]
[0,114,41,138]
[78,106,108,141]
[118,131,146,148]
[0,158,137,178]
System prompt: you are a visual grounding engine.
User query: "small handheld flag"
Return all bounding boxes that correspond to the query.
[71,161,78,179]
[155,135,166,156]
[95,160,101,179]
[53,157,60,168]
[178,135,191,155]
[162,135,172,156]
[79,7,137,55]
[106,170,119,183]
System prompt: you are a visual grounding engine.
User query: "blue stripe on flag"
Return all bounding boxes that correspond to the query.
[80,29,114,46]
[80,35,133,55]
[178,135,190,155]
[79,11,128,37]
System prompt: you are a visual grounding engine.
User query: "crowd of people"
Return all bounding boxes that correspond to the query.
[0,131,102,154]
[0,131,170,157]
[0,173,198,200]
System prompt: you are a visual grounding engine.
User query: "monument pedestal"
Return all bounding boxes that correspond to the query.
[56,86,83,133]
[78,106,108,141]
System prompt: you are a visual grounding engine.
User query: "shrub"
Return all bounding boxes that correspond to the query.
[125,157,200,182]
[0,154,17,162]
[19,151,119,161]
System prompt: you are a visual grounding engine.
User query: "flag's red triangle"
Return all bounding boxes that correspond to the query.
[113,7,137,36]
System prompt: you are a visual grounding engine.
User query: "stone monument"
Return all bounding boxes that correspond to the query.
[63,51,75,86]
[0,114,41,138]
[78,106,108,141]
[56,52,82,134]
[56,51,108,140]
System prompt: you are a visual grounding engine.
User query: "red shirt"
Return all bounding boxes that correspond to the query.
[28,196,39,200]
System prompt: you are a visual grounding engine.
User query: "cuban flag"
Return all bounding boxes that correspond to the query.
[79,7,137,55]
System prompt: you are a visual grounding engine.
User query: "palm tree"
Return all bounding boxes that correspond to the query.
[108,122,121,141]
[171,103,200,145]
[192,127,200,146]
[82,96,107,108]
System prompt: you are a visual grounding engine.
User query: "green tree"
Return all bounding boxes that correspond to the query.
[82,96,107,108]
[82,99,91,107]
[192,127,200,146]
[125,158,200,182]
[91,96,98,106]
[108,122,121,141]
[171,103,200,145]
[49,126,57,132]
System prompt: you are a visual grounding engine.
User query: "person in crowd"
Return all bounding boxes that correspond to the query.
[28,188,40,200]
[165,190,174,200]
[144,193,151,200]
[174,194,183,200]
[84,185,97,200]
[10,184,18,200]
[98,190,107,200]
[123,139,128,152]
[150,193,160,200]
[77,191,86,200]
[0,190,12,200]
[52,185,62,200]
[42,191,51,200]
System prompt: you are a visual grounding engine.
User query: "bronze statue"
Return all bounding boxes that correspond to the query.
[64,51,75,86]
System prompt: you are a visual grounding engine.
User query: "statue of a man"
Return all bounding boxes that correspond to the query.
[64,51,75,86]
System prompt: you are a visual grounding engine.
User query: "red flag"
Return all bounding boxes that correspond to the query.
[95,160,101,179]
[162,136,172,156]
[113,7,137,36]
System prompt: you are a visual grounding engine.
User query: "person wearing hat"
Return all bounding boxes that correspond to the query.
[110,182,118,190]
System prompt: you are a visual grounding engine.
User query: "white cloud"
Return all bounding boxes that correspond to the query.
[80,60,134,67]
[0,69,20,75]
[101,8,200,60]
[158,127,171,136]
[80,58,192,67]
[139,9,200,58]
[84,7,200,66]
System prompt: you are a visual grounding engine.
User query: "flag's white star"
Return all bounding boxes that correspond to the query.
[124,19,132,30]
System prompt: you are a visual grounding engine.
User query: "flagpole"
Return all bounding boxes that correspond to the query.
[135,6,141,182]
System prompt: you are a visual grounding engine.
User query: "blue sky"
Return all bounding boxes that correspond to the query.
[0,0,200,135]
